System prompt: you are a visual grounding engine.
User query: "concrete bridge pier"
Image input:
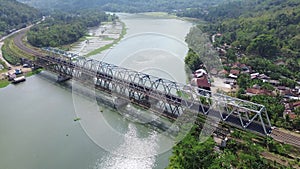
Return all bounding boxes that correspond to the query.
[57,74,71,82]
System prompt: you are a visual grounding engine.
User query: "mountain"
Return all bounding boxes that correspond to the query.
[17,0,225,13]
[0,0,40,36]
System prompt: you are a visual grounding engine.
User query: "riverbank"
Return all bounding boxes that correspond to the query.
[0,18,126,89]
[69,20,126,57]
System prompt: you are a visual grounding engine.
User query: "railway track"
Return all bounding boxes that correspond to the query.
[270,129,300,148]
[12,26,300,148]
[13,29,44,57]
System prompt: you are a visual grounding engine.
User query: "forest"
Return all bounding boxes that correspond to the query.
[185,0,300,62]
[184,0,300,128]
[27,10,114,47]
[0,0,40,37]
[18,0,225,13]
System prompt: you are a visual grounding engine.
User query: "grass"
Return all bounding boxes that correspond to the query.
[2,36,35,65]
[85,20,127,57]
[25,68,43,77]
[85,43,114,57]
[297,58,300,65]
[142,12,178,19]
[0,79,9,88]
[102,37,115,41]
[0,60,8,69]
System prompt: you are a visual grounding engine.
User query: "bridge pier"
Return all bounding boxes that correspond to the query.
[34,54,273,136]
[57,75,71,82]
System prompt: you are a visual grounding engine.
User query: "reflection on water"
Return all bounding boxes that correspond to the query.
[94,124,157,169]
[0,13,192,169]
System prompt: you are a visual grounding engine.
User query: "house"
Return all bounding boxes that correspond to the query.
[224,78,237,85]
[267,80,280,86]
[295,86,300,94]
[230,69,240,76]
[191,74,211,91]
[284,110,298,120]
[218,69,228,76]
[241,66,251,73]
[194,69,207,78]
[293,101,300,109]
[246,88,273,96]
[258,74,270,80]
[228,74,238,79]
[250,73,259,79]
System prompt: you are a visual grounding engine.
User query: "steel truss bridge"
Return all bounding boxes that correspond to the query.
[34,49,272,135]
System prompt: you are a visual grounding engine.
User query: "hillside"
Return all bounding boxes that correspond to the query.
[17,0,225,13]
[185,0,300,79]
[0,0,40,37]
[201,0,300,59]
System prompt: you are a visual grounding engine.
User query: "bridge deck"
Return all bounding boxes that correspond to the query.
[34,54,272,135]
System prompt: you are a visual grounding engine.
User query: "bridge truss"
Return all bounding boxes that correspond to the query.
[34,51,272,135]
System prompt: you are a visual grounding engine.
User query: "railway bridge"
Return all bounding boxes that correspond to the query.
[33,48,272,135]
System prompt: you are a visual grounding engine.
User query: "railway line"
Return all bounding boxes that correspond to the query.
[13,28,44,57]
[270,129,300,148]
[11,27,300,148]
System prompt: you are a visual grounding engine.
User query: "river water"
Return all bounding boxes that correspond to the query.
[0,13,193,169]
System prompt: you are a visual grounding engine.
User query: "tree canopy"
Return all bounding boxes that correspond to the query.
[18,0,226,13]
[27,10,113,47]
[0,0,40,37]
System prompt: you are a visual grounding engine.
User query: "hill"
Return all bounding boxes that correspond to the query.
[184,0,300,80]
[17,0,225,13]
[200,0,300,59]
[0,0,40,37]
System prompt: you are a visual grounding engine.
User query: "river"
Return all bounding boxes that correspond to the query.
[0,13,193,169]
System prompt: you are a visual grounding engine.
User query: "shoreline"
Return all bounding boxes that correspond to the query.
[0,12,193,89]
[0,18,127,89]
[69,19,127,57]
[85,20,127,57]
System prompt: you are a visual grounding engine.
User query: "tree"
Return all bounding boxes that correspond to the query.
[225,48,237,62]
[286,58,300,72]
[250,95,285,126]
[208,150,236,169]
[168,129,217,169]
[237,74,251,89]
[184,49,203,72]
[246,34,279,58]
[292,117,300,130]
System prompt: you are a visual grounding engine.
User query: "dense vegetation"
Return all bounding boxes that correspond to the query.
[183,0,300,132]
[0,0,40,37]
[27,10,114,47]
[184,0,300,81]
[18,0,225,13]
[167,120,298,168]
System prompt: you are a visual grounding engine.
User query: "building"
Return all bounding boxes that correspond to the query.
[191,74,211,91]
[230,69,240,76]
[246,88,273,96]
